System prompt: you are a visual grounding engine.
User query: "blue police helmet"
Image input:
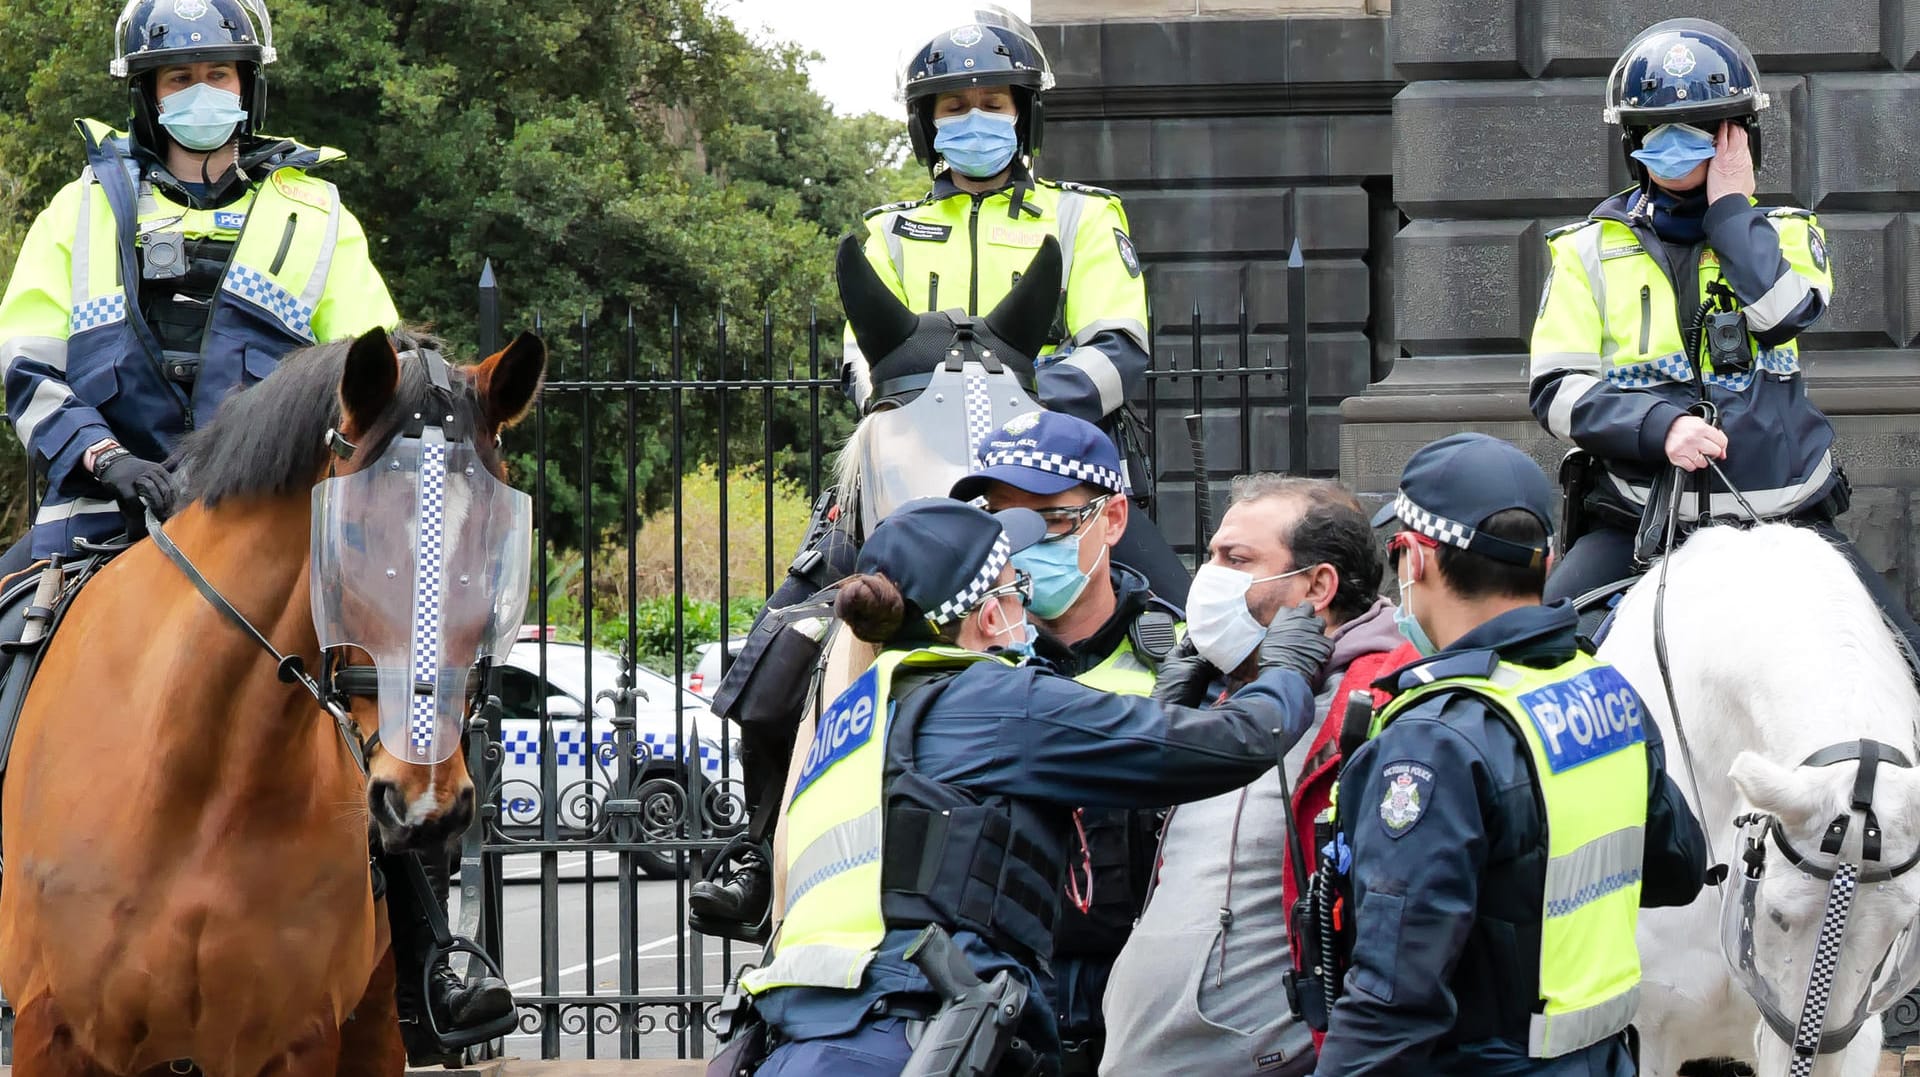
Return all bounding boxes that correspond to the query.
[1605,19,1769,178]
[113,0,276,156]
[898,9,1056,171]
[856,498,1047,635]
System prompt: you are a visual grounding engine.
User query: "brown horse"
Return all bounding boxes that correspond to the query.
[0,326,545,1077]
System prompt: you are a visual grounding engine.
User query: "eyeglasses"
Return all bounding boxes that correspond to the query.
[975,567,1034,609]
[1035,494,1114,543]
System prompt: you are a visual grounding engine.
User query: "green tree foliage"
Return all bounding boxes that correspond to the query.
[0,0,920,547]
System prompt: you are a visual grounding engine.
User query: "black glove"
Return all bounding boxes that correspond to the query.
[93,449,179,519]
[1151,637,1217,707]
[1256,603,1332,685]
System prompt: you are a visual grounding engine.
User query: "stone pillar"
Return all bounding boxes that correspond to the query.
[1344,0,1920,608]
[1031,10,1396,552]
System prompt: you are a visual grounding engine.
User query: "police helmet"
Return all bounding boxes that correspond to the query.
[1604,19,1769,182]
[111,0,277,156]
[897,6,1055,172]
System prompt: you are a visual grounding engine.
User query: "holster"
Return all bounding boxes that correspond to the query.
[900,925,1034,1077]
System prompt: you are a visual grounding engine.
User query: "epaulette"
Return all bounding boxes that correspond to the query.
[1045,179,1120,201]
[1544,219,1599,242]
[1383,648,1501,694]
[863,195,932,220]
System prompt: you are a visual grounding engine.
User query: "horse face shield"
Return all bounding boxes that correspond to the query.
[312,429,533,765]
[1719,743,1920,1056]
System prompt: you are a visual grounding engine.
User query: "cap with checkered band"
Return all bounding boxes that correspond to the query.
[949,410,1126,502]
[856,497,1047,630]
[1369,433,1554,568]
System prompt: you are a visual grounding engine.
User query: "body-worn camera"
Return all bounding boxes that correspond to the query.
[1705,310,1751,374]
[140,230,188,281]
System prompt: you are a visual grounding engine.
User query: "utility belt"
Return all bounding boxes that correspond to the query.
[709,926,1042,1077]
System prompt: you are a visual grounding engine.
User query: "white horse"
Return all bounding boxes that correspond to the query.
[1600,523,1920,1076]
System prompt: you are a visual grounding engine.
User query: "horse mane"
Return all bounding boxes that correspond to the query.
[173,327,473,508]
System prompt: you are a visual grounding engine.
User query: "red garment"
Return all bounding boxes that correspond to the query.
[1283,642,1421,1050]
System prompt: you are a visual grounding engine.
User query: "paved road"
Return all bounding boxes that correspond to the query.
[453,851,753,1061]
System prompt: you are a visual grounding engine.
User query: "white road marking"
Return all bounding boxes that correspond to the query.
[507,930,683,993]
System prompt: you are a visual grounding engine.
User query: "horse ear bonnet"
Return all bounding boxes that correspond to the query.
[837,234,921,364]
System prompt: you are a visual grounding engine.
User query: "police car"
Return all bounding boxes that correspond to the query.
[491,629,740,878]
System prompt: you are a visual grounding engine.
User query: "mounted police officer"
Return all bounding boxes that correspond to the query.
[726,497,1329,1076]
[1305,433,1708,1075]
[948,409,1180,1075]
[0,0,511,1060]
[846,6,1187,603]
[1528,18,1920,660]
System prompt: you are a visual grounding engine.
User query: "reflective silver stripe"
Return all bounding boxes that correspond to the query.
[1566,228,1612,361]
[2,336,71,375]
[136,178,158,219]
[12,380,73,447]
[1543,373,1602,441]
[1743,270,1816,333]
[34,497,118,525]
[1054,190,1089,287]
[1528,984,1640,1057]
[1603,451,1833,519]
[1544,826,1645,918]
[1532,351,1603,378]
[876,212,909,289]
[296,186,344,312]
[72,168,96,307]
[1071,316,1149,352]
[1062,347,1126,417]
[741,942,874,994]
[783,808,883,910]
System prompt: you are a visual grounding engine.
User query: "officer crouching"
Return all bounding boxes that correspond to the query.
[1311,434,1708,1076]
[727,497,1330,1076]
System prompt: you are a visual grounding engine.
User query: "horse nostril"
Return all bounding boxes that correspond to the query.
[371,780,408,825]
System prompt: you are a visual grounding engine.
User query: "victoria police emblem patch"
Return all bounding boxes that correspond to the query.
[1378,760,1433,837]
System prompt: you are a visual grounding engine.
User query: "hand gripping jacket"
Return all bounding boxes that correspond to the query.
[1529,191,1836,522]
[0,120,397,557]
[843,179,1150,425]
[1326,650,1651,1058]
[740,646,1063,995]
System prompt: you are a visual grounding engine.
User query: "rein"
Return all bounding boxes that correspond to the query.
[144,507,376,776]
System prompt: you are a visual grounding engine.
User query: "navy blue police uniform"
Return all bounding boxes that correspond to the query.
[1312,435,1709,1076]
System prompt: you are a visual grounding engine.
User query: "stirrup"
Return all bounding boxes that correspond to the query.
[687,836,772,944]
[420,936,519,1051]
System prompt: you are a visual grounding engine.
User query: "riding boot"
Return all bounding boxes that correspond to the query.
[383,851,516,1065]
[687,844,772,943]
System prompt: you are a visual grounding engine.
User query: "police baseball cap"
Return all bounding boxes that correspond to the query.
[949,410,1127,502]
[858,497,1048,626]
[1370,433,1554,567]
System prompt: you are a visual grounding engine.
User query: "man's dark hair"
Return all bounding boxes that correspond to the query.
[1229,474,1383,624]
[1429,509,1550,600]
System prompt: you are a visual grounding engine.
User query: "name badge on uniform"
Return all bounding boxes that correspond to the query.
[793,665,882,798]
[1518,667,1646,773]
[892,217,953,243]
[986,224,1046,248]
[213,211,246,231]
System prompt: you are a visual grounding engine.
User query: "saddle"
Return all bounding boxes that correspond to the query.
[0,541,128,794]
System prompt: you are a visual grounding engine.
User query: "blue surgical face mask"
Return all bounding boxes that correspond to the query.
[1395,574,1438,657]
[1630,123,1717,182]
[157,82,248,152]
[1011,534,1107,620]
[934,109,1020,179]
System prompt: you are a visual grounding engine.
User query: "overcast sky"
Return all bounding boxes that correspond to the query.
[713,0,1037,118]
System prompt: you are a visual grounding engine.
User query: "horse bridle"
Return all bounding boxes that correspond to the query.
[1729,738,1920,1068]
[144,347,480,777]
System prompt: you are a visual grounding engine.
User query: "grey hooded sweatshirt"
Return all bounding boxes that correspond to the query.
[1099,599,1407,1076]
